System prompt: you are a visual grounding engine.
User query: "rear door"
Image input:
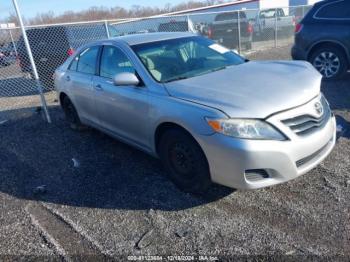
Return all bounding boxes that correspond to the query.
[312,0,350,50]
[93,44,150,148]
[64,46,100,124]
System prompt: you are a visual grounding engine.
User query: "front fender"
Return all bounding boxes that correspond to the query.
[148,95,227,153]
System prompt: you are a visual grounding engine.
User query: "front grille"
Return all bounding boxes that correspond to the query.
[296,140,332,168]
[282,96,331,136]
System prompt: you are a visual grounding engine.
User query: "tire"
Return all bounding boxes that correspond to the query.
[158,129,212,194]
[62,96,85,130]
[309,46,348,80]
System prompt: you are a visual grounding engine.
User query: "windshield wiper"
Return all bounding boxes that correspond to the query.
[210,66,227,72]
[196,66,227,77]
[163,66,232,83]
[163,76,189,83]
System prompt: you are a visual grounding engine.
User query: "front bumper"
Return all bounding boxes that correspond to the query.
[197,99,336,190]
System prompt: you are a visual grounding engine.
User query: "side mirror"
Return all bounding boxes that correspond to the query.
[113,72,140,86]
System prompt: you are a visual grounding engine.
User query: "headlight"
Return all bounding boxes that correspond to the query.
[206,118,286,140]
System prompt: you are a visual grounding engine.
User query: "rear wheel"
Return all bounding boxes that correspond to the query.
[158,129,212,194]
[310,46,348,80]
[62,96,85,130]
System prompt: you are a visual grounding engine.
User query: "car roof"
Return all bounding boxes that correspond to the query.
[110,32,196,46]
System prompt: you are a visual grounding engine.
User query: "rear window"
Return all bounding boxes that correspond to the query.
[215,12,246,21]
[259,9,277,18]
[314,0,350,19]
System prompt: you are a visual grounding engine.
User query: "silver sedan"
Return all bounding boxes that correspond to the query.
[55,32,336,193]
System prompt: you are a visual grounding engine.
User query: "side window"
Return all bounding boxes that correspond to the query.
[76,46,99,75]
[69,56,79,71]
[260,9,276,19]
[99,46,134,79]
[278,9,285,17]
[315,1,350,19]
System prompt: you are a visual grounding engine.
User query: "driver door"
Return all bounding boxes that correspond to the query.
[93,45,150,149]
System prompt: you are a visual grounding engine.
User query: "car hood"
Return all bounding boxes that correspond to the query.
[164,61,322,118]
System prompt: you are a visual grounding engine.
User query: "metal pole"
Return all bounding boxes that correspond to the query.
[8,29,18,57]
[104,20,110,38]
[237,10,241,54]
[12,0,51,123]
[274,8,278,48]
[187,14,191,32]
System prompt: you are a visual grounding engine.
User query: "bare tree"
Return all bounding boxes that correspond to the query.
[3,0,228,25]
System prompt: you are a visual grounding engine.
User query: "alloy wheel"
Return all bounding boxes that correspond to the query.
[313,51,340,78]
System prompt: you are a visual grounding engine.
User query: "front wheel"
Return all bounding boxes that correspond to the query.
[310,46,348,80]
[158,129,212,194]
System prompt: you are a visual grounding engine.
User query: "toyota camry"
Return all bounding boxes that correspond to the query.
[55,32,336,193]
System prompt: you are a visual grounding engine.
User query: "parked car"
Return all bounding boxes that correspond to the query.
[17,24,117,89]
[0,51,8,66]
[208,11,253,50]
[0,43,17,66]
[55,32,336,193]
[253,8,295,39]
[0,51,13,67]
[292,0,350,80]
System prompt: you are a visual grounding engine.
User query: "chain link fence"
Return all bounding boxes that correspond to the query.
[0,5,312,122]
[0,27,39,117]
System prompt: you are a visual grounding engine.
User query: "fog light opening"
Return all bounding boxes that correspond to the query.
[245,169,270,182]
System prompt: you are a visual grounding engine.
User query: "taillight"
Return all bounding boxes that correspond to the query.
[208,27,213,38]
[247,24,253,34]
[67,48,75,56]
[295,23,303,33]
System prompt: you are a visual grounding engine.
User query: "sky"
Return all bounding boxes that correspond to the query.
[0,0,189,20]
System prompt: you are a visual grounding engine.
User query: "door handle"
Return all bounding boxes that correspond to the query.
[94,84,103,91]
[65,75,71,81]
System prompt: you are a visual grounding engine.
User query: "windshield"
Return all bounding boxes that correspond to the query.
[131,36,245,83]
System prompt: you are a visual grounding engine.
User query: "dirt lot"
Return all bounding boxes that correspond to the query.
[0,45,349,261]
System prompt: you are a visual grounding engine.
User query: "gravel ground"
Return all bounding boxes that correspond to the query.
[0,45,349,260]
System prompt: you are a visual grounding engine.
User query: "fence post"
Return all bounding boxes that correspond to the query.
[12,0,51,123]
[104,20,110,38]
[187,14,191,32]
[274,8,278,48]
[237,10,241,54]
